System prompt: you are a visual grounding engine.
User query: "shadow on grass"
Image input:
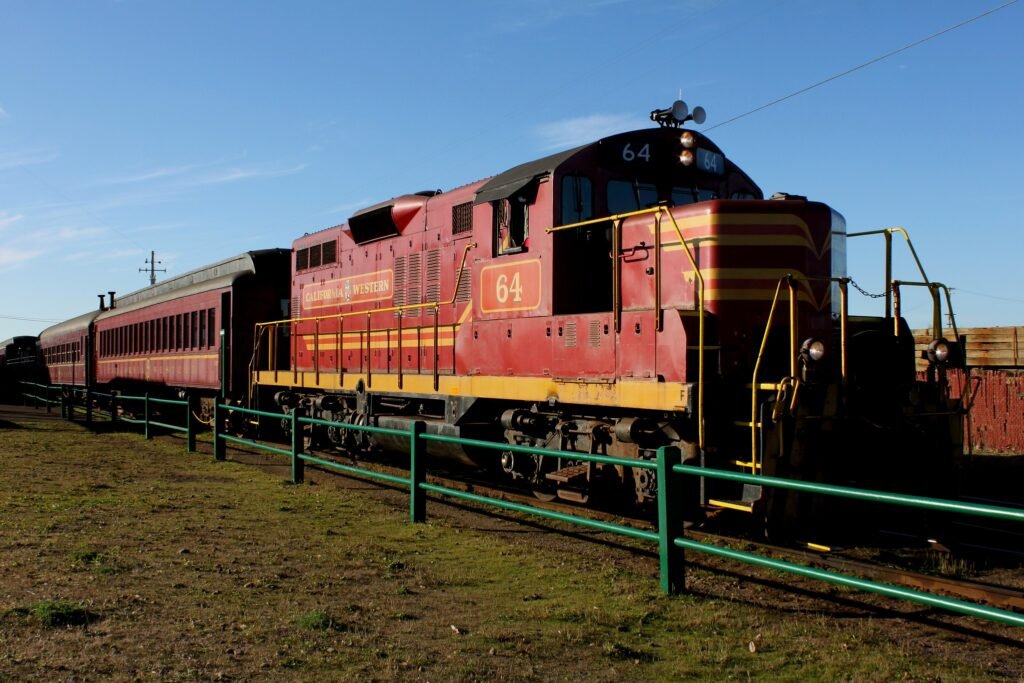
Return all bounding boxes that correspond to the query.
[5,601,102,629]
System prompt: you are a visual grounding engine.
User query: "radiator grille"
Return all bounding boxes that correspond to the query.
[321,240,336,264]
[452,202,473,235]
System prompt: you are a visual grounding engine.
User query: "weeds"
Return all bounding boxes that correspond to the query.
[28,600,98,628]
[298,610,345,632]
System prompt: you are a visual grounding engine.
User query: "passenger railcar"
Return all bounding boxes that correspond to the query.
[36,250,290,418]
[91,250,290,410]
[39,312,99,388]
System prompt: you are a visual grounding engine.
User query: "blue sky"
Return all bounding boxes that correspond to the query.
[1,0,1021,339]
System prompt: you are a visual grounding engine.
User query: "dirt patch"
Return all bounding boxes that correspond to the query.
[1,405,1022,680]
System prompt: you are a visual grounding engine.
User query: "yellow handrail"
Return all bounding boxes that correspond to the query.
[751,277,791,462]
[658,209,706,450]
[847,227,931,320]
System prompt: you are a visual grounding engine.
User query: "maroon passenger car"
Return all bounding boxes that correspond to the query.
[92,250,290,405]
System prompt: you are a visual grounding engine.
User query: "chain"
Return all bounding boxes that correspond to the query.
[848,278,887,299]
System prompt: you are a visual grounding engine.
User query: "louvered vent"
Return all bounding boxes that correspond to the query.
[296,248,309,271]
[291,296,300,318]
[393,255,407,316]
[589,320,602,348]
[407,252,421,318]
[309,243,322,268]
[452,202,473,235]
[564,322,577,348]
[425,249,441,316]
[455,269,472,302]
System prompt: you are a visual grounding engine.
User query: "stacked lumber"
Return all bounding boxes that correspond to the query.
[913,326,1022,371]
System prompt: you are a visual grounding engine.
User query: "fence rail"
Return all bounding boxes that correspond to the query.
[18,382,1024,629]
[19,382,197,452]
[212,402,1024,628]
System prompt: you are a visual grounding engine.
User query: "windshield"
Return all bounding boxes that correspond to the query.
[608,179,720,213]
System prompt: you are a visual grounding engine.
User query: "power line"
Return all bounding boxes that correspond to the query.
[706,0,1019,131]
[0,315,61,323]
[954,288,1024,305]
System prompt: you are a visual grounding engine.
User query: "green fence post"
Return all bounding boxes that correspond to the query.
[186,394,196,453]
[45,386,52,414]
[85,387,93,425]
[213,397,226,461]
[144,393,151,440]
[60,386,68,420]
[291,408,305,484]
[410,420,426,523]
[111,393,118,424]
[656,445,685,595]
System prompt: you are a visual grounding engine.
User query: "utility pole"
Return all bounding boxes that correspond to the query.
[139,250,166,286]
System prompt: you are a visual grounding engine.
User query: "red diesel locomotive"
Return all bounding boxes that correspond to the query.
[252,102,963,512]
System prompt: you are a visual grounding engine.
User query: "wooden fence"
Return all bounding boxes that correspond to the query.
[914,327,1023,454]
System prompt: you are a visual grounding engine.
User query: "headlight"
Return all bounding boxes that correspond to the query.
[679,150,694,166]
[927,338,950,363]
[801,337,826,362]
[680,131,696,149]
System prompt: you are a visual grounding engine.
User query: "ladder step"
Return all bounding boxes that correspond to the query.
[732,460,762,470]
[546,463,589,484]
[708,499,754,513]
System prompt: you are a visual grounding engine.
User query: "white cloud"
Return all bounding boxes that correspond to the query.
[93,162,209,186]
[56,226,106,240]
[0,246,44,267]
[535,113,642,150]
[189,163,307,187]
[63,247,144,263]
[0,213,24,231]
[323,197,373,216]
[0,148,59,172]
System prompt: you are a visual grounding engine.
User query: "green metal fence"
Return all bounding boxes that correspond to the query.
[20,382,197,453]
[17,383,1024,628]
[206,400,1024,629]
[19,381,61,412]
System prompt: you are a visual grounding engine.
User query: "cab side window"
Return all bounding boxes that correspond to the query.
[494,194,529,256]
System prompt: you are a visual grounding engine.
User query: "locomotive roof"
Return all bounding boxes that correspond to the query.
[473,144,586,205]
[0,335,38,347]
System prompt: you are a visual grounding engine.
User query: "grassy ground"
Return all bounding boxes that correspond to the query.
[0,408,1021,681]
